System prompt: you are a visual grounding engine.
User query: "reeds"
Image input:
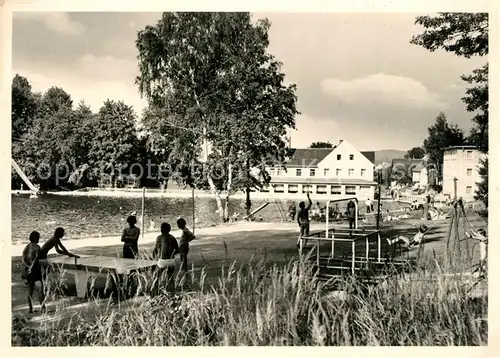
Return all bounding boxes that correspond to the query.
[12,252,487,346]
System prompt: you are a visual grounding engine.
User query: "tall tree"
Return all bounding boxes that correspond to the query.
[423,112,464,179]
[67,101,98,187]
[411,12,488,209]
[88,100,140,187]
[13,85,81,190]
[309,141,333,149]
[404,146,425,160]
[39,86,73,116]
[11,74,41,140]
[11,75,42,189]
[18,105,85,190]
[136,12,298,222]
[140,106,180,187]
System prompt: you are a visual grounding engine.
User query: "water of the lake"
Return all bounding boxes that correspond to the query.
[11,194,293,243]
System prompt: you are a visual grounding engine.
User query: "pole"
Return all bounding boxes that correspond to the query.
[192,186,195,235]
[141,187,145,241]
[453,177,458,201]
[452,178,460,260]
[376,172,382,230]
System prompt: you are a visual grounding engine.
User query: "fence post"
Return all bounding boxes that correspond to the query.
[351,241,355,275]
[141,187,145,242]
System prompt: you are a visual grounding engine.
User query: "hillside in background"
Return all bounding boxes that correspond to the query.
[373,149,407,165]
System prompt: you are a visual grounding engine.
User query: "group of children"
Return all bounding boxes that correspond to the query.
[21,216,196,314]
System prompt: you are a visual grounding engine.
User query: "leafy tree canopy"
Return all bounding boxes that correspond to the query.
[404,147,425,160]
[309,141,333,149]
[423,112,465,177]
[88,100,140,181]
[136,12,299,221]
[12,74,41,140]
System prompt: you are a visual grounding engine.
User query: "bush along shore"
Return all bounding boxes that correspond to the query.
[12,254,487,346]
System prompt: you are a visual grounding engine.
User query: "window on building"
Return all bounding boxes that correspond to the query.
[466,186,472,194]
[345,185,356,195]
[336,168,341,176]
[316,185,327,194]
[273,184,284,193]
[276,168,282,176]
[302,185,312,194]
[361,169,366,177]
[288,184,298,194]
[466,150,473,158]
[324,168,330,176]
[349,154,354,160]
[296,168,302,176]
[467,168,473,177]
[310,169,316,177]
[337,154,341,160]
[348,169,354,177]
[261,186,269,192]
[331,185,342,195]
[269,168,275,176]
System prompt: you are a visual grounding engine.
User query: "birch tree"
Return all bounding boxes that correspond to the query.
[136,12,298,222]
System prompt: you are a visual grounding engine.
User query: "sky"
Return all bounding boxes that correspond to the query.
[12,12,486,151]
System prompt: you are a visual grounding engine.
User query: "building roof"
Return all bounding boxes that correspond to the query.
[285,148,334,168]
[283,147,375,168]
[360,151,375,164]
[443,145,478,151]
[270,177,377,186]
[412,164,425,172]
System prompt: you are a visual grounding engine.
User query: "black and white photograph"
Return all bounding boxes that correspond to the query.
[4,3,492,348]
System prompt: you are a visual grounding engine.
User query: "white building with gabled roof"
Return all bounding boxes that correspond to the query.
[261,139,377,201]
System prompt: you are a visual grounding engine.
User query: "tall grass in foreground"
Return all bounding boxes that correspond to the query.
[12,256,487,346]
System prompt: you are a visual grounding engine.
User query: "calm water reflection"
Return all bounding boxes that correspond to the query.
[11,194,288,243]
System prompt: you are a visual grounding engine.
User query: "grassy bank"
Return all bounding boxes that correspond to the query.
[12,256,487,346]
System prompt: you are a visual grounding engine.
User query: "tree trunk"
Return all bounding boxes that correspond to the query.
[245,159,251,215]
[223,164,233,222]
[245,187,252,216]
[207,173,225,225]
[223,194,230,222]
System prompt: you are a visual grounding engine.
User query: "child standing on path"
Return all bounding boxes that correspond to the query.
[177,218,196,285]
[121,216,140,259]
[153,223,179,292]
[296,192,312,249]
[347,200,356,230]
[21,231,46,314]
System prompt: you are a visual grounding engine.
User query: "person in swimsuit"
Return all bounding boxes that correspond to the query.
[296,192,312,249]
[121,216,140,259]
[39,227,79,260]
[153,223,179,292]
[21,231,45,314]
[177,218,196,285]
[386,224,429,248]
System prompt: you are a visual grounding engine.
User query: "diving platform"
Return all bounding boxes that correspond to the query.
[11,158,39,196]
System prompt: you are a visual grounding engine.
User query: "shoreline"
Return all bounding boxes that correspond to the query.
[12,188,398,201]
